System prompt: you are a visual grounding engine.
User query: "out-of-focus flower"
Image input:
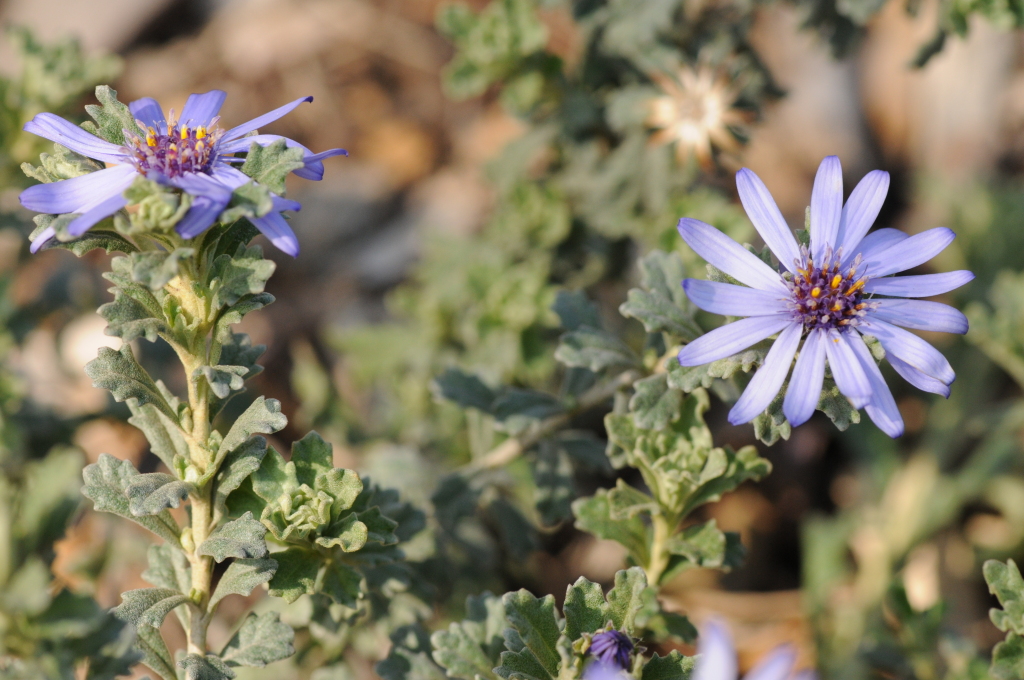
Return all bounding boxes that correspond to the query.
[646,65,746,167]
[20,91,347,256]
[694,620,805,680]
[589,630,634,670]
[677,156,974,437]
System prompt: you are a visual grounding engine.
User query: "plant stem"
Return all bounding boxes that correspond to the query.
[646,512,673,586]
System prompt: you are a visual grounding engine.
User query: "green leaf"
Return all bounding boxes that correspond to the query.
[216,333,265,383]
[499,591,561,680]
[198,513,268,562]
[85,85,143,145]
[127,399,189,471]
[433,368,496,412]
[644,612,698,644]
[572,490,650,565]
[122,178,192,233]
[137,625,177,680]
[267,548,319,603]
[125,473,193,516]
[993,635,1024,680]
[292,431,335,486]
[381,626,449,680]
[194,365,249,400]
[214,293,275,340]
[41,229,137,256]
[240,139,305,195]
[533,442,574,526]
[552,291,602,332]
[82,454,180,543]
[661,521,741,581]
[22,142,103,182]
[113,588,190,629]
[209,245,276,312]
[562,577,606,641]
[492,389,564,433]
[432,592,508,680]
[818,377,862,431]
[666,341,770,392]
[99,259,168,342]
[220,182,274,225]
[320,561,364,607]
[555,432,613,474]
[751,390,790,446]
[555,328,639,372]
[178,654,236,680]
[620,250,701,341]
[630,374,682,431]
[606,567,656,636]
[217,396,288,465]
[641,652,695,680]
[986,559,1024,635]
[220,611,295,667]
[142,544,191,597]
[85,345,177,420]
[212,436,269,522]
[210,558,277,608]
[131,248,195,291]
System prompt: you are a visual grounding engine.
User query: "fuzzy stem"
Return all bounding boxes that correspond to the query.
[646,512,674,586]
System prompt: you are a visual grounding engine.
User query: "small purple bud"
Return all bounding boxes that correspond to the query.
[589,630,633,670]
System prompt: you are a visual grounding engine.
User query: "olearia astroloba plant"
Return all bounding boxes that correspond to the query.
[14,86,419,679]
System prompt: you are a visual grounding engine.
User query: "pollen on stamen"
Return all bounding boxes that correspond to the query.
[124,116,224,178]
[788,251,872,333]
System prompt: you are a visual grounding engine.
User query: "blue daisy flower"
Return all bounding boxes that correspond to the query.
[20,90,347,256]
[677,156,974,437]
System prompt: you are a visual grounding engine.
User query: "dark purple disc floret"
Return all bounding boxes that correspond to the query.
[589,630,633,670]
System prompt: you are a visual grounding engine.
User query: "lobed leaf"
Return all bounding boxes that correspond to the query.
[125,472,193,516]
[85,345,177,420]
[209,558,277,608]
[220,611,295,667]
[198,512,268,562]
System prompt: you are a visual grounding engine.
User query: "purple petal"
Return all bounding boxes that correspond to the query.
[216,134,347,181]
[677,218,788,294]
[694,621,737,680]
[849,334,904,437]
[859,318,954,384]
[809,156,843,262]
[870,299,968,334]
[129,97,167,132]
[20,164,137,214]
[783,329,827,427]
[729,322,802,425]
[863,271,974,298]
[251,211,300,257]
[887,353,950,398]
[23,112,127,164]
[176,193,231,239]
[682,279,790,317]
[844,228,907,267]
[837,170,889,256]
[824,330,872,408]
[861,227,956,278]
[221,96,314,142]
[67,191,130,236]
[209,163,255,191]
[678,315,793,366]
[736,168,801,272]
[29,226,56,253]
[744,646,797,680]
[181,90,227,127]
[272,195,301,212]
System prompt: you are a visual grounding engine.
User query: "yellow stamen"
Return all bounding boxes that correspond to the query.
[831,274,842,288]
[831,301,842,312]
[845,278,867,295]
[181,125,189,139]
[146,127,156,147]
[810,287,821,298]
[196,126,207,139]
[195,140,205,153]
[855,303,866,310]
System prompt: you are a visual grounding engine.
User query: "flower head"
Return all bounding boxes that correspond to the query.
[646,66,746,167]
[20,90,347,256]
[694,620,805,680]
[677,156,974,438]
[589,630,634,670]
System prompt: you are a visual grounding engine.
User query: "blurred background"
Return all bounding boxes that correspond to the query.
[5,0,1024,678]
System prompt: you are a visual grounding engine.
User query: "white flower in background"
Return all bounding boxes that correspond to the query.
[646,65,746,167]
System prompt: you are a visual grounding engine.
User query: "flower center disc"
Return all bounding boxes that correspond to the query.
[125,117,223,178]
[786,249,870,332]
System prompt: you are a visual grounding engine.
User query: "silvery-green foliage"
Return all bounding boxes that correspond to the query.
[985,560,1024,679]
